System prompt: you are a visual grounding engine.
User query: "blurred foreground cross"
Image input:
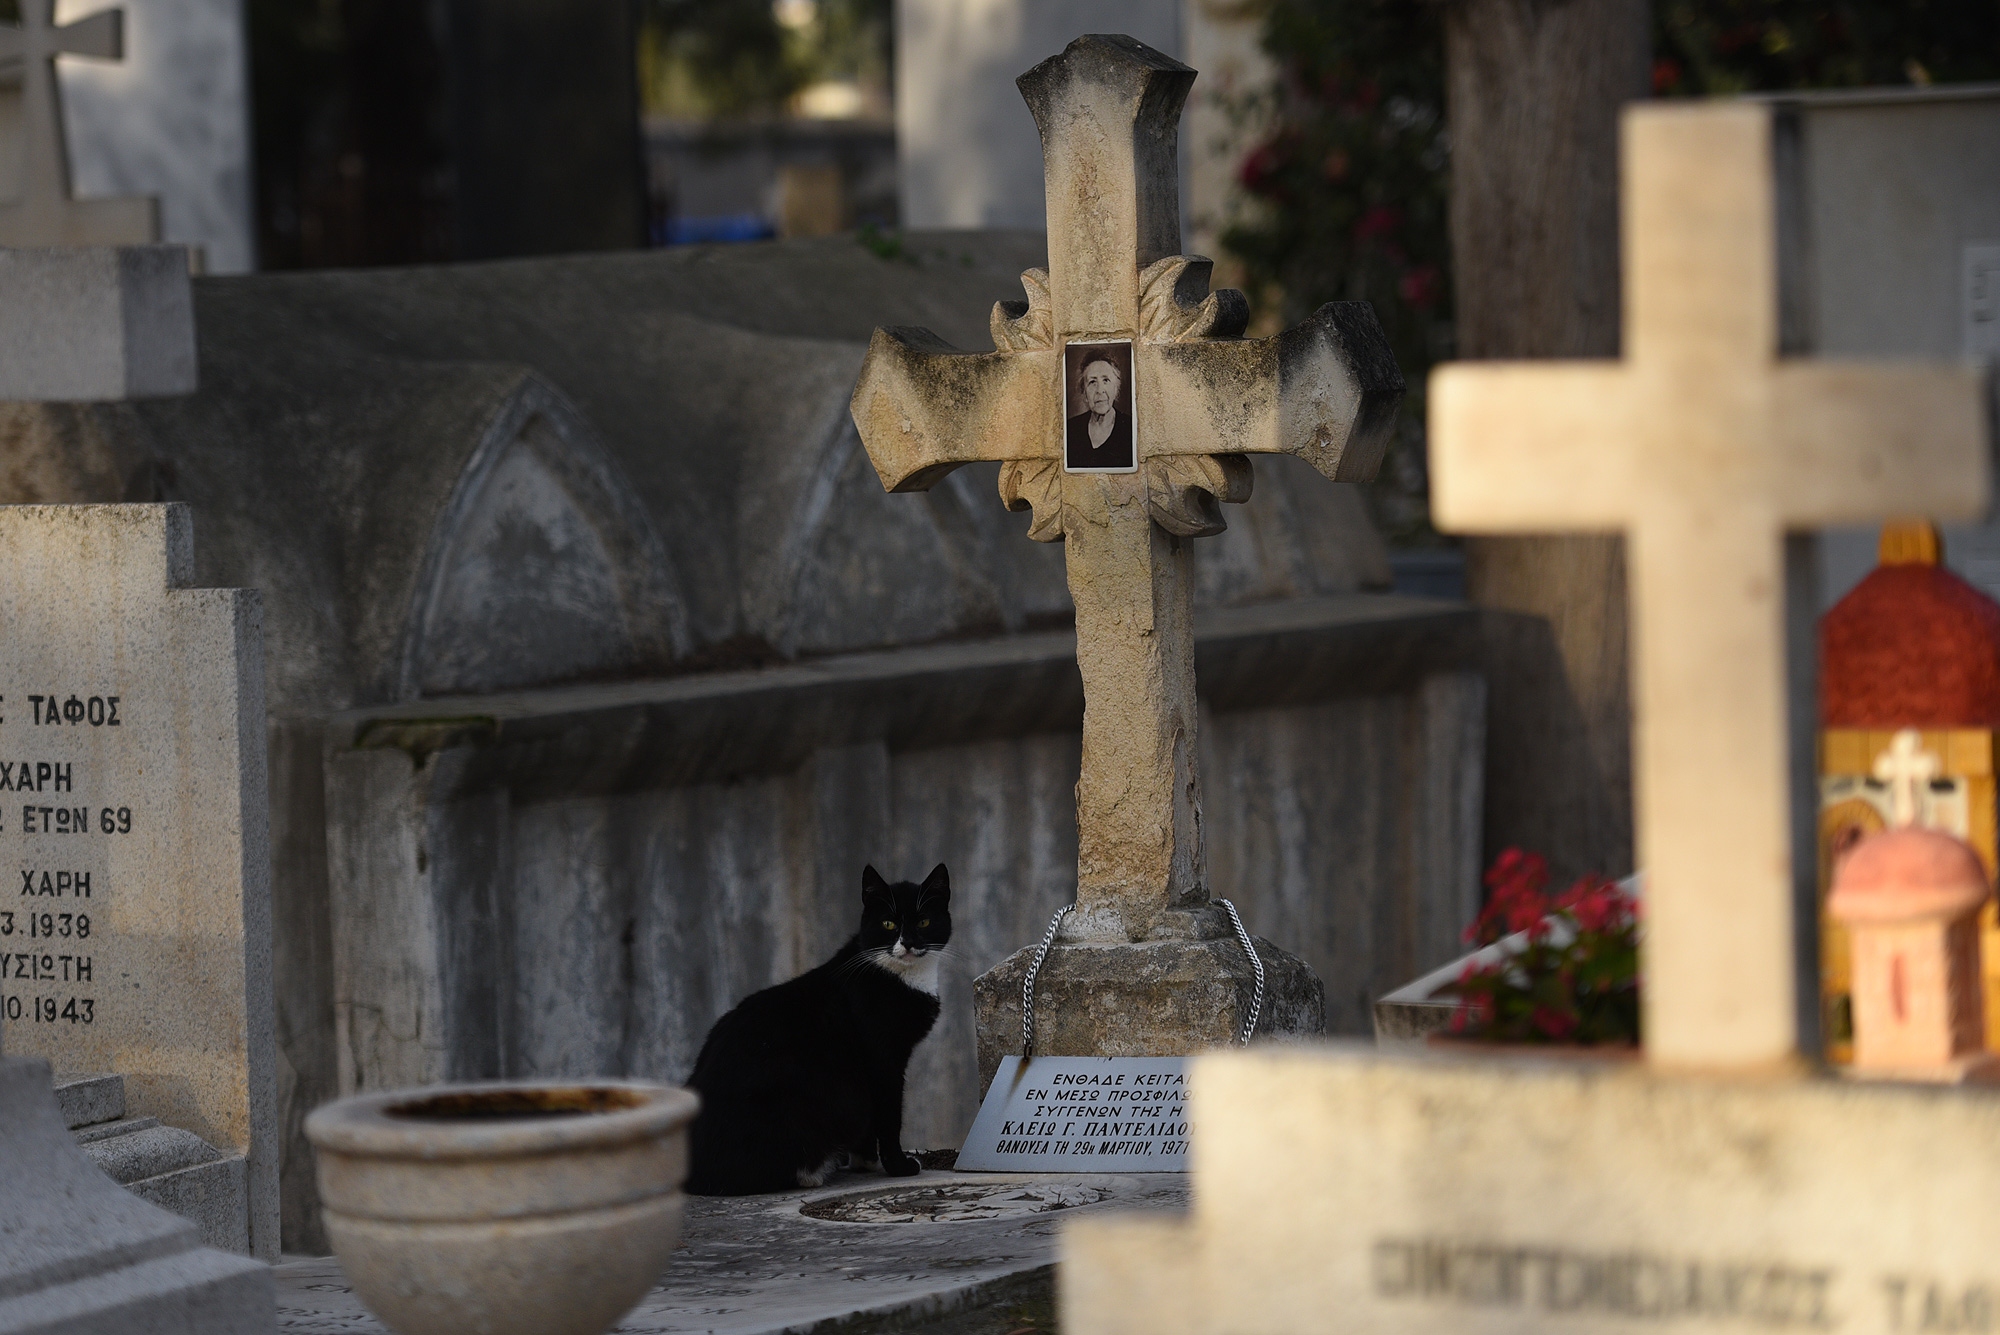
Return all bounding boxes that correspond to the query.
[1430,102,1989,1069]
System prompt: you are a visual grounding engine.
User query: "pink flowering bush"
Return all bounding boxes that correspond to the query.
[1441,849,1641,1046]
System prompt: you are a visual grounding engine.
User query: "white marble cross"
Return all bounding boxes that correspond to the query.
[1874,729,1942,829]
[850,35,1402,942]
[1431,103,1989,1069]
[0,0,157,247]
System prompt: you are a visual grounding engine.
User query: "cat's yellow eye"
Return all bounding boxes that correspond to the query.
[882,920,896,930]
[919,919,930,927]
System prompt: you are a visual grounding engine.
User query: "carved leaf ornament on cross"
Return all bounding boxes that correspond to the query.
[990,256,1261,541]
[850,35,1403,553]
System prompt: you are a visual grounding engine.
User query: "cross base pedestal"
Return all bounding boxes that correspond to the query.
[0,1058,272,1335]
[973,911,1326,1097]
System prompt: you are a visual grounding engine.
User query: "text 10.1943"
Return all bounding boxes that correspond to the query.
[1,994,94,1024]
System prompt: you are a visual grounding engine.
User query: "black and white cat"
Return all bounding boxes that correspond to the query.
[684,864,952,1195]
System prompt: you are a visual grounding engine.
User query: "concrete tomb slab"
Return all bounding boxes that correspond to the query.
[57,1070,249,1254]
[0,246,195,401]
[0,504,276,1260]
[1070,1044,2000,1335]
[274,1170,1184,1335]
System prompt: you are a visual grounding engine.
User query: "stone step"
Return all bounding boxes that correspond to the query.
[83,1121,223,1184]
[0,1056,271,1333]
[128,1155,251,1255]
[74,1114,160,1145]
[51,1070,252,1255]
[51,1071,125,1129]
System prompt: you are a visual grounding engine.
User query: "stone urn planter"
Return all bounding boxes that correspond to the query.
[306,1080,699,1335]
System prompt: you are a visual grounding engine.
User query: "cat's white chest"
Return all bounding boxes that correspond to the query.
[869,950,942,996]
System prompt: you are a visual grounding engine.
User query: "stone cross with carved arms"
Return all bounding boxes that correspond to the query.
[1431,102,1988,1072]
[0,0,157,247]
[851,34,1401,1070]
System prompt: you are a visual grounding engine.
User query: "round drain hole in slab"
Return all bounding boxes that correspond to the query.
[802,1182,1113,1223]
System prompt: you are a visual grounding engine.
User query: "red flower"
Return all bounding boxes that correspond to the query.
[1651,58,1682,95]
[1467,847,1554,944]
[1554,875,1634,934]
[1485,847,1549,892]
[1444,850,1639,1047]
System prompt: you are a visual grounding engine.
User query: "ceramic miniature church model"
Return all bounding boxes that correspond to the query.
[1827,824,1996,1079]
[1820,520,2000,1060]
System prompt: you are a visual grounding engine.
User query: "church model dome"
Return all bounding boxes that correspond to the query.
[1821,521,2000,728]
[1828,826,1990,924]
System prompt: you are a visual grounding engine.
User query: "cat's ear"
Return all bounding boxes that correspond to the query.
[920,863,950,901]
[861,865,888,898]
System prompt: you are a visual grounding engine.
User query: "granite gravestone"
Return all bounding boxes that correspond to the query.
[0,503,278,1260]
[1064,99,1999,1335]
[852,34,1401,1098]
[0,250,270,1332]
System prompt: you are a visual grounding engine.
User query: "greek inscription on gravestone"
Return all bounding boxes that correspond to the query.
[0,504,278,1258]
[1371,1237,1840,1327]
[0,692,128,1031]
[1371,1236,2000,1333]
[957,1056,1190,1172]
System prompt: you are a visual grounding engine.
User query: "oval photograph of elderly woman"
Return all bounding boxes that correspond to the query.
[1063,340,1137,473]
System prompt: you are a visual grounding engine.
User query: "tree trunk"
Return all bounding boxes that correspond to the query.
[1444,0,1650,885]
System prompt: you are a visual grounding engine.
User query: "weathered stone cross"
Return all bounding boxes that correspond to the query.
[851,35,1402,944]
[0,0,157,247]
[1431,103,1988,1070]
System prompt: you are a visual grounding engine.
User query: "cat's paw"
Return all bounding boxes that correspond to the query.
[796,1154,840,1188]
[882,1152,921,1177]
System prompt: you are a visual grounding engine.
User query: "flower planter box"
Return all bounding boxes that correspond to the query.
[1373,874,1643,1049]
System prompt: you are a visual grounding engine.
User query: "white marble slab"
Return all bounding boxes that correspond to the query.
[957,1056,1189,1172]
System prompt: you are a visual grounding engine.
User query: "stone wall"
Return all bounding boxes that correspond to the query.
[0,234,1487,1247]
[322,600,1485,1150]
